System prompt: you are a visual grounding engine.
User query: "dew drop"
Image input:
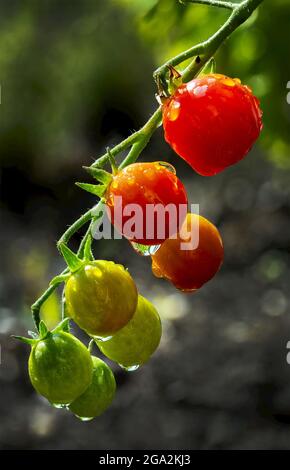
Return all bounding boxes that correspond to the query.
[211,73,224,80]
[51,403,69,409]
[95,335,113,342]
[193,85,208,97]
[131,242,161,256]
[120,364,140,372]
[76,415,94,422]
[167,100,180,121]
[221,78,236,87]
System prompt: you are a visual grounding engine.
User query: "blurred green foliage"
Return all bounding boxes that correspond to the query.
[0,0,289,174]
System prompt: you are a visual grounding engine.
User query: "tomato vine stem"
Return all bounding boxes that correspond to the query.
[32,219,95,330]
[30,0,264,331]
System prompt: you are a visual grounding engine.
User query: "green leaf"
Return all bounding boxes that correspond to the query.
[58,243,84,273]
[83,166,113,185]
[12,335,36,346]
[52,317,70,334]
[49,273,70,287]
[198,57,216,76]
[76,182,107,198]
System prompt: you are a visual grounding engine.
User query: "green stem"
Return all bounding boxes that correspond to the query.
[57,208,93,247]
[32,217,95,331]
[91,133,141,169]
[119,107,162,169]
[154,0,263,83]
[182,0,264,82]
[180,0,236,10]
[92,107,162,170]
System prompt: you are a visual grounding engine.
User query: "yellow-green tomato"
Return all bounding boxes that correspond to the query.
[65,261,138,338]
[96,295,162,369]
[69,356,116,420]
[28,332,93,405]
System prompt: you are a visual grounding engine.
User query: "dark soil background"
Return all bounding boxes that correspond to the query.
[0,0,290,450]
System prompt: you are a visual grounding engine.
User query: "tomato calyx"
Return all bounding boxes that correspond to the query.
[76,149,118,199]
[57,243,86,272]
[155,65,183,104]
[12,318,71,346]
[76,166,113,199]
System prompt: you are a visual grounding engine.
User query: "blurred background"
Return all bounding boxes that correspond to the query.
[0,0,290,450]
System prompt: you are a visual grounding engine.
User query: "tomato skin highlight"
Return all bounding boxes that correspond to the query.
[151,213,224,292]
[65,261,138,337]
[106,162,188,245]
[162,74,263,176]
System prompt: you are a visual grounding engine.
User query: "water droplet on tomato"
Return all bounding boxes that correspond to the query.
[95,335,113,342]
[131,242,161,256]
[167,100,180,121]
[193,85,208,97]
[221,78,236,87]
[120,364,140,372]
[51,403,69,409]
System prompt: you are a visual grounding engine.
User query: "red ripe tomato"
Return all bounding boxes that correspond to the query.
[105,162,188,245]
[162,74,263,176]
[151,213,224,292]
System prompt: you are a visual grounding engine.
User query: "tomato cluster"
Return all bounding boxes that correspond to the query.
[19,73,262,421]
[23,261,162,421]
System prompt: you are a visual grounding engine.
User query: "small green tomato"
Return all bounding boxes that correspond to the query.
[65,260,138,338]
[96,295,162,370]
[29,331,93,405]
[69,356,116,420]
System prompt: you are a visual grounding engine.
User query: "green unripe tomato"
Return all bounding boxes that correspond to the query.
[69,356,116,420]
[96,295,162,370]
[65,261,138,338]
[28,331,93,405]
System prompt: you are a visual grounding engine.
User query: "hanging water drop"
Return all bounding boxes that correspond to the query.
[119,364,140,372]
[131,242,161,256]
[51,403,69,409]
[75,415,94,422]
[94,335,113,342]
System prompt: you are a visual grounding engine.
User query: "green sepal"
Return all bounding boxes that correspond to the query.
[58,243,84,273]
[39,320,49,339]
[51,317,70,334]
[49,273,70,287]
[76,182,107,198]
[11,335,36,346]
[167,65,182,96]
[198,57,216,76]
[83,166,113,185]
